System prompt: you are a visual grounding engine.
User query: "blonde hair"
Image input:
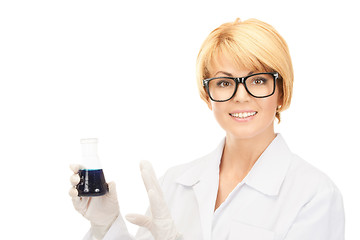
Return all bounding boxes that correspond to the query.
[196,18,294,123]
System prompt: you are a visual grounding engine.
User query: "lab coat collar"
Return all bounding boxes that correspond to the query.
[175,138,224,240]
[175,137,224,187]
[244,133,292,196]
[176,133,292,196]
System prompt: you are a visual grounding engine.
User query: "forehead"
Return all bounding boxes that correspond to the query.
[206,48,270,77]
[208,54,248,76]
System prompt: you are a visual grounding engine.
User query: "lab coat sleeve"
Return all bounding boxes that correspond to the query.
[284,185,345,240]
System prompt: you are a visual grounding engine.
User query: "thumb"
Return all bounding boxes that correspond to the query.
[106,181,117,198]
[125,214,152,228]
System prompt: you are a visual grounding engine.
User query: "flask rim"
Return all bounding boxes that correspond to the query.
[80,138,98,144]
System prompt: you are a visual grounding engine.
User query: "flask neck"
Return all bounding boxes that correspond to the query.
[80,138,102,170]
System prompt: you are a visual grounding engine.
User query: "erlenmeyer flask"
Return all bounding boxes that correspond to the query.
[76,138,109,197]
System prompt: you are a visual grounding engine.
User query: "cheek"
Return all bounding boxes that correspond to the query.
[257,95,278,118]
[211,102,224,116]
[210,102,228,124]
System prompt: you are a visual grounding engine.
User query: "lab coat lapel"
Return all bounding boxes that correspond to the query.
[176,139,225,240]
[192,166,219,240]
[174,134,292,238]
[244,133,293,196]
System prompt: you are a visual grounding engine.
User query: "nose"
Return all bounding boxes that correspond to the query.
[232,83,251,102]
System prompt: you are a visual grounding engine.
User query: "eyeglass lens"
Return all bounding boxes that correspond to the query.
[208,73,275,101]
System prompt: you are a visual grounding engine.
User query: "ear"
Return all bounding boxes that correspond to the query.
[206,99,213,111]
[277,94,283,107]
[277,83,284,107]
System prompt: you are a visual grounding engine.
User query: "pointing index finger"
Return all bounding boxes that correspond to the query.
[140,160,162,192]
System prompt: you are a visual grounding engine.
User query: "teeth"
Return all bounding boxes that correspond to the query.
[230,112,257,118]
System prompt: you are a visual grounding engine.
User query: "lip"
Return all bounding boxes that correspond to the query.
[229,110,258,123]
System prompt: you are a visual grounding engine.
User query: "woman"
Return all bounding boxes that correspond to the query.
[69,18,345,240]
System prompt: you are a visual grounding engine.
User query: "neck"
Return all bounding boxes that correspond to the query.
[221,128,277,178]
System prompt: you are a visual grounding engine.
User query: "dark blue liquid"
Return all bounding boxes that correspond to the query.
[76,169,109,197]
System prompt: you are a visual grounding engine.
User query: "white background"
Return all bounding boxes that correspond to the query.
[0,0,359,239]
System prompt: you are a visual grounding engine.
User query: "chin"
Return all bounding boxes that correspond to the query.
[224,126,259,139]
[223,121,275,140]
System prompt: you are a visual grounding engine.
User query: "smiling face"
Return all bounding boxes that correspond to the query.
[207,54,282,140]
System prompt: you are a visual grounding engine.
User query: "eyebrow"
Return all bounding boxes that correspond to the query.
[214,71,254,77]
[214,71,233,77]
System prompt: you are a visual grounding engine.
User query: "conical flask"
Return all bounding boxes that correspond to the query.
[76,138,109,197]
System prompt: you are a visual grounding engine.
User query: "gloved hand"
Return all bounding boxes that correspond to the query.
[69,164,120,240]
[125,160,182,240]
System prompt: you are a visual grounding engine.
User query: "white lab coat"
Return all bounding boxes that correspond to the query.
[84,133,345,240]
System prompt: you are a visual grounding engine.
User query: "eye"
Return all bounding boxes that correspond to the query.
[251,77,267,85]
[216,80,233,88]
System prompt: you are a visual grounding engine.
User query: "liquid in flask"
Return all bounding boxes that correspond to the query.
[76,138,109,197]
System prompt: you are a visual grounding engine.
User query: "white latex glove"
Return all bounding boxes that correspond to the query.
[125,160,182,240]
[69,164,120,240]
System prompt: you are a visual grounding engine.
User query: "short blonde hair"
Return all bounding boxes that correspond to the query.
[196,18,294,122]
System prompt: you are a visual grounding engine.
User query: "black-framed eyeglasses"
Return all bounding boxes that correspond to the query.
[202,72,279,102]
